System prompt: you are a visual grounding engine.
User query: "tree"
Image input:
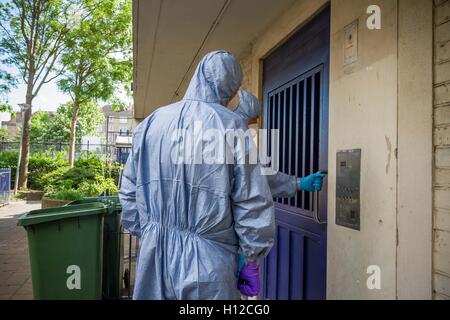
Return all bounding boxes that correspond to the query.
[30,101,104,142]
[58,0,131,167]
[29,110,51,141]
[0,69,16,99]
[1,68,17,115]
[0,103,15,114]
[1,66,17,142]
[0,0,77,188]
[0,127,9,140]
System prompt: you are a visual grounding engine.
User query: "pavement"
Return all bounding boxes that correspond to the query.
[0,200,41,300]
[0,200,139,300]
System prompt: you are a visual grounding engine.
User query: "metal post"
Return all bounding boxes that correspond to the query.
[105,115,110,173]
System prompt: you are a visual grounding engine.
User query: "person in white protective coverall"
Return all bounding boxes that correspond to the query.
[234,90,326,198]
[119,51,275,300]
[233,90,327,283]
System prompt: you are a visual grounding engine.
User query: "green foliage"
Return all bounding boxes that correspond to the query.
[63,165,100,188]
[28,151,68,190]
[74,153,103,172]
[31,102,104,142]
[0,70,17,112]
[40,153,121,200]
[0,70,16,99]
[78,175,118,197]
[109,97,129,112]
[0,0,87,186]
[30,111,52,141]
[0,0,75,90]
[0,103,15,116]
[0,150,69,189]
[0,149,18,169]
[0,127,11,141]
[58,0,132,109]
[39,166,70,193]
[48,189,84,201]
[0,149,121,197]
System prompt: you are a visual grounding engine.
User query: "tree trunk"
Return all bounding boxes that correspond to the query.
[18,85,33,189]
[68,101,80,167]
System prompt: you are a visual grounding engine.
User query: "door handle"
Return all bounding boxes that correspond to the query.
[313,170,327,224]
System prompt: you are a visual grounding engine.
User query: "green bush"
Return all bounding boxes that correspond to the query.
[74,153,103,172]
[39,166,71,193]
[28,151,68,190]
[41,162,104,194]
[0,149,121,200]
[48,189,84,201]
[63,166,99,188]
[78,175,119,197]
[43,154,120,200]
[0,150,69,190]
[75,152,122,179]
[0,150,18,168]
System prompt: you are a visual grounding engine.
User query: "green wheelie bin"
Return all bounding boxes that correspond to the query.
[17,203,107,300]
[66,196,123,299]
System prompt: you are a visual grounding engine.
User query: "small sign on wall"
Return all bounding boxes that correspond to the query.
[344,19,359,66]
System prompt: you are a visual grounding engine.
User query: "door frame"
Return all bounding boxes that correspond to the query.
[249,1,330,102]
[259,5,330,300]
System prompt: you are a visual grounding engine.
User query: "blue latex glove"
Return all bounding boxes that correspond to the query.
[238,255,245,274]
[299,172,327,192]
[238,261,260,297]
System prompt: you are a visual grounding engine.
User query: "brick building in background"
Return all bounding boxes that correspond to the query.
[0,112,22,140]
[100,105,137,145]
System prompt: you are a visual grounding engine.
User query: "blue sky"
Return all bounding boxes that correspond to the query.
[0,63,132,123]
[0,64,71,122]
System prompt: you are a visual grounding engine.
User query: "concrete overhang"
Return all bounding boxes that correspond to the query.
[133,0,297,120]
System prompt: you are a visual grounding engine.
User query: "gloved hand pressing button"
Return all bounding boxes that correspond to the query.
[238,260,260,297]
[298,172,327,192]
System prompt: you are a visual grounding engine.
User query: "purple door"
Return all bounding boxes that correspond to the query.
[261,7,330,300]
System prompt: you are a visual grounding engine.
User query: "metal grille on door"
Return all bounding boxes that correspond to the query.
[266,65,322,214]
[261,6,329,300]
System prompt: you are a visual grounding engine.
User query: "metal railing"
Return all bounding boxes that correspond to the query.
[121,230,139,299]
[0,141,130,164]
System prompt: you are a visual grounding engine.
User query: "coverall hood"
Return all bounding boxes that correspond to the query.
[184,50,243,106]
[234,90,262,122]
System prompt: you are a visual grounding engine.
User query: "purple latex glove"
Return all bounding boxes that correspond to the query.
[238,261,260,297]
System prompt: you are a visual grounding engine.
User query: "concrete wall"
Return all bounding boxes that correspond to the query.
[328,0,398,299]
[397,0,433,300]
[238,0,435,299]
[433,0,450,301]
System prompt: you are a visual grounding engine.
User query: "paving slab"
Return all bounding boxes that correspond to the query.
[0,201,40,300]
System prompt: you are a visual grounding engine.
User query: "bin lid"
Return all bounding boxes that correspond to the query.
[17,203,108,227]
[67,196,119,205]
[66,196,121,213]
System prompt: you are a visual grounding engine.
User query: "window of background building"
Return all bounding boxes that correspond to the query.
[119,128,129,136]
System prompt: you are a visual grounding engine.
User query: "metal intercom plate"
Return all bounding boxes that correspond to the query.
[336,149,361,230]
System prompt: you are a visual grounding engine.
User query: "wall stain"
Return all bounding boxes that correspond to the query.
[385,136,392,175]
